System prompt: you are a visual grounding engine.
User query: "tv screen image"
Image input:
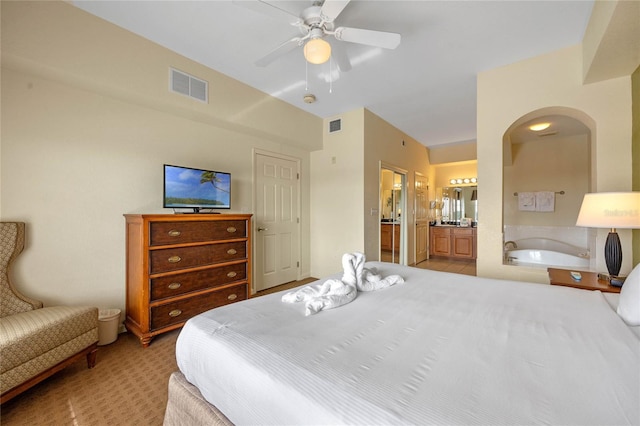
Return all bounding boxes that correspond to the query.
[163,164,231,212]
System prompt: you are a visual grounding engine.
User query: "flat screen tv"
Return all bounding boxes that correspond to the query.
[163,164,231,213]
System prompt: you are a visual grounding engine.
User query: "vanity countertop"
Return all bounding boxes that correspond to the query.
[431,224,477,228]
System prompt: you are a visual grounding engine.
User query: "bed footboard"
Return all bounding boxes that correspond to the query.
[163,371,233,426]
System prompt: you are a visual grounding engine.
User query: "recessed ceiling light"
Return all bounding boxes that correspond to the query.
[529,122,551,132]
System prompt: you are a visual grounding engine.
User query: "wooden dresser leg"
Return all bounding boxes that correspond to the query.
[86,347,98,369]
[140,335,153,348]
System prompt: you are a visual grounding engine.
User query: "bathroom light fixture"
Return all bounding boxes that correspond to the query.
[529,122,551,132]
[304,37,331,64]
[576,192,640,281]
[449,177,477,185]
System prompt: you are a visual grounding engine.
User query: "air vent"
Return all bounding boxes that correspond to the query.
[170,68,208,103]
[329,118,342,133]
[538,131,558,137]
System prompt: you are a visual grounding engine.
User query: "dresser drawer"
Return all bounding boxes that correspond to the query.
[150,220,247,246]
[150,241,246,274]
[150,263,247,301]
[150,283,247,330]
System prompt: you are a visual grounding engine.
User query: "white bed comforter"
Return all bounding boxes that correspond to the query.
[176,262,640,425]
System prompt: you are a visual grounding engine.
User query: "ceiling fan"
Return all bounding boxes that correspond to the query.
[236,0,401,69]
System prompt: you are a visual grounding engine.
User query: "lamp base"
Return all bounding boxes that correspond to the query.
[610,276,626,287]
[604,231,622,278]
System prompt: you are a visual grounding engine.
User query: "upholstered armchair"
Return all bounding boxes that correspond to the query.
[0,222,99,403]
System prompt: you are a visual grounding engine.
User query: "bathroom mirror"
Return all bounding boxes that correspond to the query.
[438,186,477,225]
[382,189,402,221]
[380,168,405,264]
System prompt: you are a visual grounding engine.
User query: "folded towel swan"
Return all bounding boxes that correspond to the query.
[283,252,404,315]
[281,278,357,316]
[347,252,404,292]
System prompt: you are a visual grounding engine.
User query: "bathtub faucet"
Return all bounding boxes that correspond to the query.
[504,241,518,250]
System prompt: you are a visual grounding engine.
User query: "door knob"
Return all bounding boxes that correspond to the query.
[257,227,268,232]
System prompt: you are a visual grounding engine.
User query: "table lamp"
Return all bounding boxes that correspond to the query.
[576,192,640,283]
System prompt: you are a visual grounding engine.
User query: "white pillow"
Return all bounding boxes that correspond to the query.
[617,263,640,326]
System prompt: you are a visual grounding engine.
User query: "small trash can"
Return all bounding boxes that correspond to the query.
[98,309,121,346]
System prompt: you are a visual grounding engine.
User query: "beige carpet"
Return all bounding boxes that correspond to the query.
[1,329,179,426]
[0,278,315,425]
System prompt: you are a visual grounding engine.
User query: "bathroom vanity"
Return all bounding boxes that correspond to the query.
[380,222,401,251]
[429,225,477,259]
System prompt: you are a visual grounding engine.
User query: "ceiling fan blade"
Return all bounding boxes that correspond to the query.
[320,0,351,22]
[334,27,401,49]
[233,0,302,25]
[330,41,352,72]
[255,37,303,67]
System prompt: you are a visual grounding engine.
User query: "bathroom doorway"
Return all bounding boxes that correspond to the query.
[502,110,594,269]
[380,165,407,264]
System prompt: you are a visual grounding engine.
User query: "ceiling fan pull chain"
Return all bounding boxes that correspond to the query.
[305,59,309,91]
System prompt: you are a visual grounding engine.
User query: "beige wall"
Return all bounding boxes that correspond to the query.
[1,1,321,309]
[363,109,430,266]
[478,44,634,283]
[503,135,590,227]
[310,109,366,278]
[433,161,478,190]
[583,1,640,84]
[309,109,430,277]
[428,141,477,164]
[3,0,638,307]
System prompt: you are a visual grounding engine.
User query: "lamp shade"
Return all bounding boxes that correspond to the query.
[304,38,331,64]
[576,192,640,229]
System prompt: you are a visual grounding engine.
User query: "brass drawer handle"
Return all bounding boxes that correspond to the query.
[168,230,182,237]
[168,309,182,317]
[227,271,237,278]
[227,248,237,255]
[168,282,181,290]
[168,256,181,263]
[227,294,238,301]
[226,226,237,233]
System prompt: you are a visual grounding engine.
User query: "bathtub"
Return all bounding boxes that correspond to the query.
[505,238,590,269]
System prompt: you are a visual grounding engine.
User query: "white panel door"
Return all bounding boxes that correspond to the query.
[255,153,300,291]
[415,172,429,264]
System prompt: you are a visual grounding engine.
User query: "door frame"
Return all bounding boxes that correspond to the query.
[414,171,429,264]
[380,162,408,265]
[252,148,302,295]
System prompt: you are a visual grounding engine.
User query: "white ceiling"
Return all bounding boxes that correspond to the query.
[71,0,594,147]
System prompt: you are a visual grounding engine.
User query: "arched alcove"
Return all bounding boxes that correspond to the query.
[502,107,596,269]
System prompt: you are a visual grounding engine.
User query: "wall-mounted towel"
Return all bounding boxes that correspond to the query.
[518,192,536,211]
[536,191,555,212]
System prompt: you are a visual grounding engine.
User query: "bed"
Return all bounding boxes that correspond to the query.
[166,262,640,425]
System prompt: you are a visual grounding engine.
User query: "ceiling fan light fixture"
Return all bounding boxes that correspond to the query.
[304,37,331,64]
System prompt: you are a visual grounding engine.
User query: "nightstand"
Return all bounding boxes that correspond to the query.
[547,268,621,293]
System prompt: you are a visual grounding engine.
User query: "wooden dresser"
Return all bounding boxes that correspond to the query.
[124,214,252,347]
